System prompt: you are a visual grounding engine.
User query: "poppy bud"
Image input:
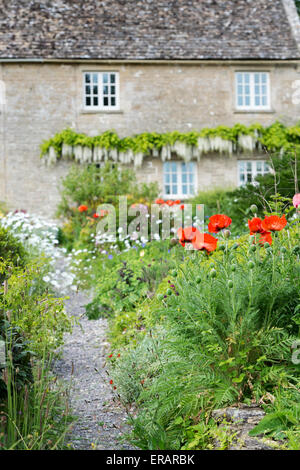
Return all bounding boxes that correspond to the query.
[210,269,217,278]
[157,293,164,301]
[231,265,236,272]
[250,204,258,214]
[228,280,234,288]
[250,244,256,252]
[248,261,255,269]
[166,288,172,296]
[170,238,178,246]
[219,245,226,251]
[223,229,231,239]
[171,270,177,277]
[196,276,201,284]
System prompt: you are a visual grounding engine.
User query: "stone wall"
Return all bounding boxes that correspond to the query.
[0,61,300,214]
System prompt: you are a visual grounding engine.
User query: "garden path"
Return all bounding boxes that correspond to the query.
[53,259,135,450]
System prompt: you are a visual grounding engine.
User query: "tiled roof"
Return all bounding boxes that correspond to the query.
[0,0,299,60]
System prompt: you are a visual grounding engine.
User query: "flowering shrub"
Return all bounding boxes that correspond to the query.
[0,211,77,293]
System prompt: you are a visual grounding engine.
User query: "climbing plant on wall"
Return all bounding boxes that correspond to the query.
[40,122,300,167]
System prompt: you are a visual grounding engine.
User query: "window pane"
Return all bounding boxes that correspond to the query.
[85,73,91,83]
[103,86,109,95]
[182,185,187,195]
[172,185,177,194]
[165,185,170,195]
[86,97,91,106]
[182,173,187,183]
[85,85,91,95]
[111,97,116,106]
[93,97,98,106]
[93,85,98,94]
[103,73,108,83]
[264,162,269,172]
[111,86,116,95]
[256,162,262,172]
[92,73,98,83]
[110,74,116,84]
[103,97,109,106]
[171,162,177,171]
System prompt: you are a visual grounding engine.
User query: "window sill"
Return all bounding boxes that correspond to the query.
[233,109,275,114]
[81,109,124,115]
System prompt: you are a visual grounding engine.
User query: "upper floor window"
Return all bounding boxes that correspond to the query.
[163,162,196,198]
[83,72,119,110]
[235,72,270,111]
[238,160,270,186]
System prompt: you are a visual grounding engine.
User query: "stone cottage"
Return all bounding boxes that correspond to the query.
[1,0,300,214]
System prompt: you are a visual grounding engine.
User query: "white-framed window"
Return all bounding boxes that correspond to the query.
[163,162,196,198]
[235,72,270,110]
[238,160,270,186]
[83,72,119,110]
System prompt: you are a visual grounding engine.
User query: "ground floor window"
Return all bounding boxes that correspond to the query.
[238,160,270,186]
[163,162,196,198]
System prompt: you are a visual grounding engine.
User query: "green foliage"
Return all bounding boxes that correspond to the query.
[85,241,183,349]
[108,224,300,449]
[0,228,73,449]
[41,122,300,160]
[0,261,72,356]
[0,226,27,277]
[57,162,158,250]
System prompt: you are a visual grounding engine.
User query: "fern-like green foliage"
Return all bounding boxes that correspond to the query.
[109,226,300,449]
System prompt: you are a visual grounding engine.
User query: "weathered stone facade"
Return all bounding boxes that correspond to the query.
[0,0,300,214]
[1,60,300,214]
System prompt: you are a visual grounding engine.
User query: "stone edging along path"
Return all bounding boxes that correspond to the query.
[53,275,135,449]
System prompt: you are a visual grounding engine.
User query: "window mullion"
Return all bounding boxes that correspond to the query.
[99,73,103,110]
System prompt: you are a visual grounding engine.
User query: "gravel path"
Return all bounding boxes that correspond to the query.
[53,287,135,450]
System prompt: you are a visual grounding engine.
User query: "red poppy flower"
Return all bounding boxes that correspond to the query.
[177,226,199,247]
[192,232,218,253]
[93,213,100,219]
[180,204,184,210]
[109,379,114,385]
[108,354,113,358]
[248,217,264,233]
[78,205,88,213]
[261,215,287,232]
[258,231,272,246]
[155,199,164,205]
[165,200,175,207]
[175,200,181,205]
[208,214,232,233]
[250,230,272,246]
